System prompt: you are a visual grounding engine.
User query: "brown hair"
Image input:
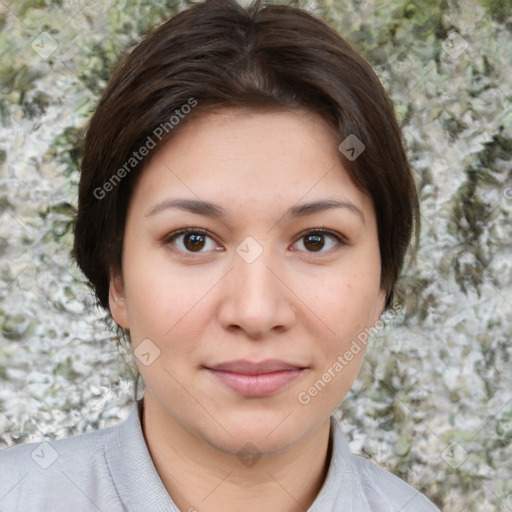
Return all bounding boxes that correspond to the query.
[73,0,419,317]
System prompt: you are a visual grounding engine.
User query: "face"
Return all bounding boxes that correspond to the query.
[109,107,386,456]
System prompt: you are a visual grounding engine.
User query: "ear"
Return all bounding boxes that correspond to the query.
[371,287,387,325]
[109,273,129,329]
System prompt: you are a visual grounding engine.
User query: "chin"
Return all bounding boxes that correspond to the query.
[203,408,306,452]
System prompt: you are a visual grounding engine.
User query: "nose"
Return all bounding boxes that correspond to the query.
[216,241,296,339]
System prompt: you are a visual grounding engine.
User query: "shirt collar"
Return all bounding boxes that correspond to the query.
[105,399,355,511]
[105,399,180,511]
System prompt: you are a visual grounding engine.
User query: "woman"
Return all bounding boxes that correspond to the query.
[0,0,440,510]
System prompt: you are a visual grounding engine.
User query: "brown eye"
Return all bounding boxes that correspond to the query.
[303,233,325,252]
[182,232,206,252]
[164,229,218,254]
[293,229,346,254]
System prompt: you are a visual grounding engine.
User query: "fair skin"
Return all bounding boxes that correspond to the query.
[109,107,386,512]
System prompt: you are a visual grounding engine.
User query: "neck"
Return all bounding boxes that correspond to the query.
[140,396,333,512]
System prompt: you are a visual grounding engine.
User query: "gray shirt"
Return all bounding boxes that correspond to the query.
[0,400,440,511]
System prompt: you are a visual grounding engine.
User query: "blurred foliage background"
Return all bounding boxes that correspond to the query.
[0,0,511,510]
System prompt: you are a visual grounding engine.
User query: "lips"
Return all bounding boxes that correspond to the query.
[207,359,304,374]
[204,359,306,397]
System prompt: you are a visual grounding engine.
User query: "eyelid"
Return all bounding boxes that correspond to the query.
[162,227,211,241]
[293,227,349,246]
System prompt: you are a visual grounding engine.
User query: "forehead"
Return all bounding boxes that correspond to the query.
[129,107,373,222]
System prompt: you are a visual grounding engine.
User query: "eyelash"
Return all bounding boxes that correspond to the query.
[162,227,349,257]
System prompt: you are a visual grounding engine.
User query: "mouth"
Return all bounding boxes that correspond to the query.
[203,359,307,397]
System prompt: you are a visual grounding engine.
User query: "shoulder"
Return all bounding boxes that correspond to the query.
[0,410,131,512]
[323,417,441,512]
[349,453,441,511]
[0,418,114,467]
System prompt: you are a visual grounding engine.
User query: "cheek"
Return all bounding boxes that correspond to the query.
[313,270,380,332]
[312,280,374,405]
[305,271,381,394]
[122,249,218,345]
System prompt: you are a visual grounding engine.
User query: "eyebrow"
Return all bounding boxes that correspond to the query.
[145,197,365,223]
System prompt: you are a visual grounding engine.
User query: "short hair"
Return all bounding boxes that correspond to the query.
[73,0,419,315]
